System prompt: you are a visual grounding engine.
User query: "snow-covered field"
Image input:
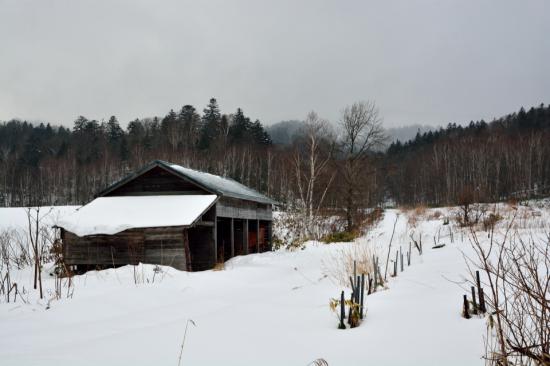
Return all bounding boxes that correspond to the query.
[0,206,78,232]
[0,203,548,366]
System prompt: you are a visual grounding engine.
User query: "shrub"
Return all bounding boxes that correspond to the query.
[361,207,384,229]
[271,234,285,250]
[482,213,502,231]
[430,210,443,220]
[322,231,357,243]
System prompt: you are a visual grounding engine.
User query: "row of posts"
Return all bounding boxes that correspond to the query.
[462,270,487,318]
[338,240,422,329]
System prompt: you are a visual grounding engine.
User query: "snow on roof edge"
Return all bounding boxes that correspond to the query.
[57,195,218,237]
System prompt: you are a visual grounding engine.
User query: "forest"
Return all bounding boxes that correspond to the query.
[1,99,550,230]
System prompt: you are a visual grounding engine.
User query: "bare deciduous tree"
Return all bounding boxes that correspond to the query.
[465,218,550,365]
[291,111,335,238]
[26,206,54,300]
[339,101,386,231]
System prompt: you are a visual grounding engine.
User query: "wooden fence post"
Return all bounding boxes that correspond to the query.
[353,261,357,287]
[471,286,478,315]
[393,251,398,277]
[339,291,346,329]
[462,295,471,319]
[356,276,360,304]
[476,271,486,313]
[360,273,365,319]
[347,292,353,325]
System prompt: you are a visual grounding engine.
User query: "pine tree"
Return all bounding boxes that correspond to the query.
[199,98,221,149]
[106,116,124,143]
[229,108,251,144]
[178,105,201,148]
[73,116,89,133]
[251,119,271,145]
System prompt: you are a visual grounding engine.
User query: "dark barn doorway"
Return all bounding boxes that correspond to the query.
[188,226,214,271]
[217,217,233,262]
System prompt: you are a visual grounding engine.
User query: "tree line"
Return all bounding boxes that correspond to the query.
[385,104,550,206]
[1,100,549,231]
[0,98,275,207]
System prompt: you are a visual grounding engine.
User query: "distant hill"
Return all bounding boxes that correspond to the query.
[384,124,434,144]
[266,120,305,145]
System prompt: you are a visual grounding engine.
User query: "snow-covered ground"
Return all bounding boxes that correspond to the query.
[0,206,78,232]
[0,203,548,366]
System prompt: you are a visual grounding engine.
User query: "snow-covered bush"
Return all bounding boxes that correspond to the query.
[273,210,345,249]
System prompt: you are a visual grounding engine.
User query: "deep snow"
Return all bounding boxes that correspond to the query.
[1,203,546,365]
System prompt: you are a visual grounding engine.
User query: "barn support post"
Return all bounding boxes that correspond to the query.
[230,217,235,258]
[256,219,260,253]
[244,219,249,254]
[183,229,192,272]
[267,221,272,251]
[213,211,218,265]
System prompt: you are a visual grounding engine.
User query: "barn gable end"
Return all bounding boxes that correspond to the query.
[100,164,214,197]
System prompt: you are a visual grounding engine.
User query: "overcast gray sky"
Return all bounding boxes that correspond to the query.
[1,0,549,128]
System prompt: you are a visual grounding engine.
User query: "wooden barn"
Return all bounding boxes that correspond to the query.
[57,160,275,271]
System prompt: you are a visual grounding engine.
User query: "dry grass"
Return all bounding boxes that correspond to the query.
[455,203,549,231]
[428,210,443,220]
[413,205,427,216]
[356,207,384,235]
[399,204,430,228]
[482,213,502,231]
[213,262,225,271]
[321,238,375,287]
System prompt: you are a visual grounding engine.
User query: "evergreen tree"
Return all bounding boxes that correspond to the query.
[199,98,221,149]
[178,105,201,148]
[229,108,251,144]
[106,116,124,143]
[73,116,89,133]
[250,119,271,145]
[127,119,145,145]
[161,109,178,130]
[21,128,43,167]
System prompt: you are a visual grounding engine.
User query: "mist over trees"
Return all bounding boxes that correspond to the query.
[384,124,434,145]
[1,101,549,231]
[266,120,306,145]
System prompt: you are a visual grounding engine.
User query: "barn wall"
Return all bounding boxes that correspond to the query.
[62,227,189,270]
[216,197,272,220]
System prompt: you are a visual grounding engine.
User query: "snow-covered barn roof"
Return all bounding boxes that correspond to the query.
[57,195,217,236]
[167,163,276,204]
[97,160,276,205]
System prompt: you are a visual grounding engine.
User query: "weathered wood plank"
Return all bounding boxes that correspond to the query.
[105,166,210,196]
[216,197,272,220]
[64,227,187,270]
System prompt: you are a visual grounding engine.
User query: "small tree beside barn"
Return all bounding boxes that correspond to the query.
[57,160,275,272]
